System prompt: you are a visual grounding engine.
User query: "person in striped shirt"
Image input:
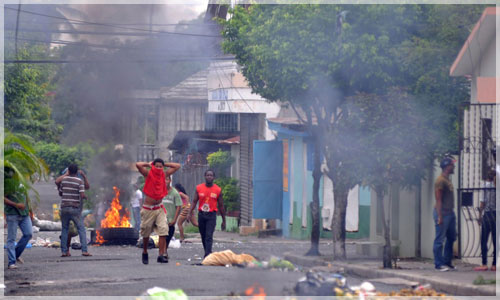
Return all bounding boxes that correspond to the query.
[55,164,92,257]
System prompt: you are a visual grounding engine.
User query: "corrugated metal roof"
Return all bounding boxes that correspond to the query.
[160,68,209,103]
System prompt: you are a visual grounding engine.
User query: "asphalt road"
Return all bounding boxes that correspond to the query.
[4,181,411,297]
[4,231,412,297]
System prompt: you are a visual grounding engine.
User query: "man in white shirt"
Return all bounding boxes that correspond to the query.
[131,184,143,231]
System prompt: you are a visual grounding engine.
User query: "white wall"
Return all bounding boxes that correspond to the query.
[369,158,459,259]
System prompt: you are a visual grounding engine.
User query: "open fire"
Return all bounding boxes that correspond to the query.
[94,186,137,246]
[245,284,266,300]
[100,186,131,228]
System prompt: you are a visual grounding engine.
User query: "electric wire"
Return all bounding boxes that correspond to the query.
[5,6,221,38]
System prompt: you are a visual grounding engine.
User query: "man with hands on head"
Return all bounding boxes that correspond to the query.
[136,159,180,264]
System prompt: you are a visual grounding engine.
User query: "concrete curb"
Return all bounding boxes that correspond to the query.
[283,253,497,296]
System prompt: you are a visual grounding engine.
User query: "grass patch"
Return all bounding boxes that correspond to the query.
[473,275,496,285]
[183,225,199,234]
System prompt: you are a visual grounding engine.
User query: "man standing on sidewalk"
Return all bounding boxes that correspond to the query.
[136,159,180,264]
[433,157,457,272]
[189,170,226,258]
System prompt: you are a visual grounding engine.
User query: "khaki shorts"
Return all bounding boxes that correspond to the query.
[140,208,169,237]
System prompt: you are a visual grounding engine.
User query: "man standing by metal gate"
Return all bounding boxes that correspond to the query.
[433,157,457,272]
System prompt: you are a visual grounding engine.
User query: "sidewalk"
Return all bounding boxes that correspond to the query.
[208,231,498,296]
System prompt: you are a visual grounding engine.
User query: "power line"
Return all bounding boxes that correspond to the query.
[4,6,221,38]
[4,56,234,64]
[5,27,224,38]
[213,60,255,113]
[5,36,210,55]
[212,63,233,113]
[12,19,220,27]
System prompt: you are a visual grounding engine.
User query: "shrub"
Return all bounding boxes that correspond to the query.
[35,142,95,174]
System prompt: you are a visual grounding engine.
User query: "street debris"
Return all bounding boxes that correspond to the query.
[32,217,61,231]
[142,287,188,300]
[268,257,295,271]
[294,270,349,296]
[201,249,256,266]
[294,270,449,297]
[29,237,60,248]
[170,238,181,249]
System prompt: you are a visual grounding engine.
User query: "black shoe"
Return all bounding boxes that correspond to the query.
[142,253,148,265]
[445,264,457,270]
[157,255,168,263]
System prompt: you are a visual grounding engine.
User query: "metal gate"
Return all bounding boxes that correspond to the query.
[458,103,497,259]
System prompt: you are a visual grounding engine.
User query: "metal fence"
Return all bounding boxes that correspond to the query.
[458,103,497,259]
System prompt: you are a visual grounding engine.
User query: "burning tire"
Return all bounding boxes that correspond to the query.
[93,228,138,245]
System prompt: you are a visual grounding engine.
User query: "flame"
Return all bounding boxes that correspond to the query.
[95,230,106,245]
[100,186,131,228]
[244,284,266,300]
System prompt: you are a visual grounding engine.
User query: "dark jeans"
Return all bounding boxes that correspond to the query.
[481,211,497,266]
[166,225,176,248]
[433,209,456,268]
[61,207,88,254]
[198,211,217,257]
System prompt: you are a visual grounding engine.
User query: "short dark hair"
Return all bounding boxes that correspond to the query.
[174,183,186,194]
[68,164,78,175]
[439,157,455,170]
[153,158,164,166]
[204,169,215,177]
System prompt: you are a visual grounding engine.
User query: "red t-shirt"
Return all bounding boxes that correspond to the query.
[196,183,221,212]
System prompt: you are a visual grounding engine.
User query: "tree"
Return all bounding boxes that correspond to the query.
[222,4,418,259]
[4,45,62,142]
[395,5,487,155]
[2,131,49,202]
[347,89,432,268]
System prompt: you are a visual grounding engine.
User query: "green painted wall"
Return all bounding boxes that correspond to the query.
[216,216,239,232]
[288,204,371,240]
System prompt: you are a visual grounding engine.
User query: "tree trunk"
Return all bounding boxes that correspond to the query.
[306,137,321,256]
[376,185,392,268]
[331,183,348,260]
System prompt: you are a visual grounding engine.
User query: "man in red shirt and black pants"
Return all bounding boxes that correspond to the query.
[190,170,226,258]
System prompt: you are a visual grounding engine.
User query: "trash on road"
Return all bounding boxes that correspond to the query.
[201,249,256,266]
[170,238,181,249]
[32,217,62,231]
[268,257,295,271]
[295,270,350,296]
[143,287,188,300]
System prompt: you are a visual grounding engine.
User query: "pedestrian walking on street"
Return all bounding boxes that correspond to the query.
[131,184,143,231]
[175,183,199,242]
[474,169,497,271]
[163,175,182,260]
[55,164,92,257]
[433,157,457,272]
[4,168,33,270]
[136,159,180,264]
[189,170,226,258]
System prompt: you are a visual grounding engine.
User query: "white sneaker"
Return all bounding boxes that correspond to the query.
[16,257,24,264]
[436,266,449,272]
[8,264,18,269]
